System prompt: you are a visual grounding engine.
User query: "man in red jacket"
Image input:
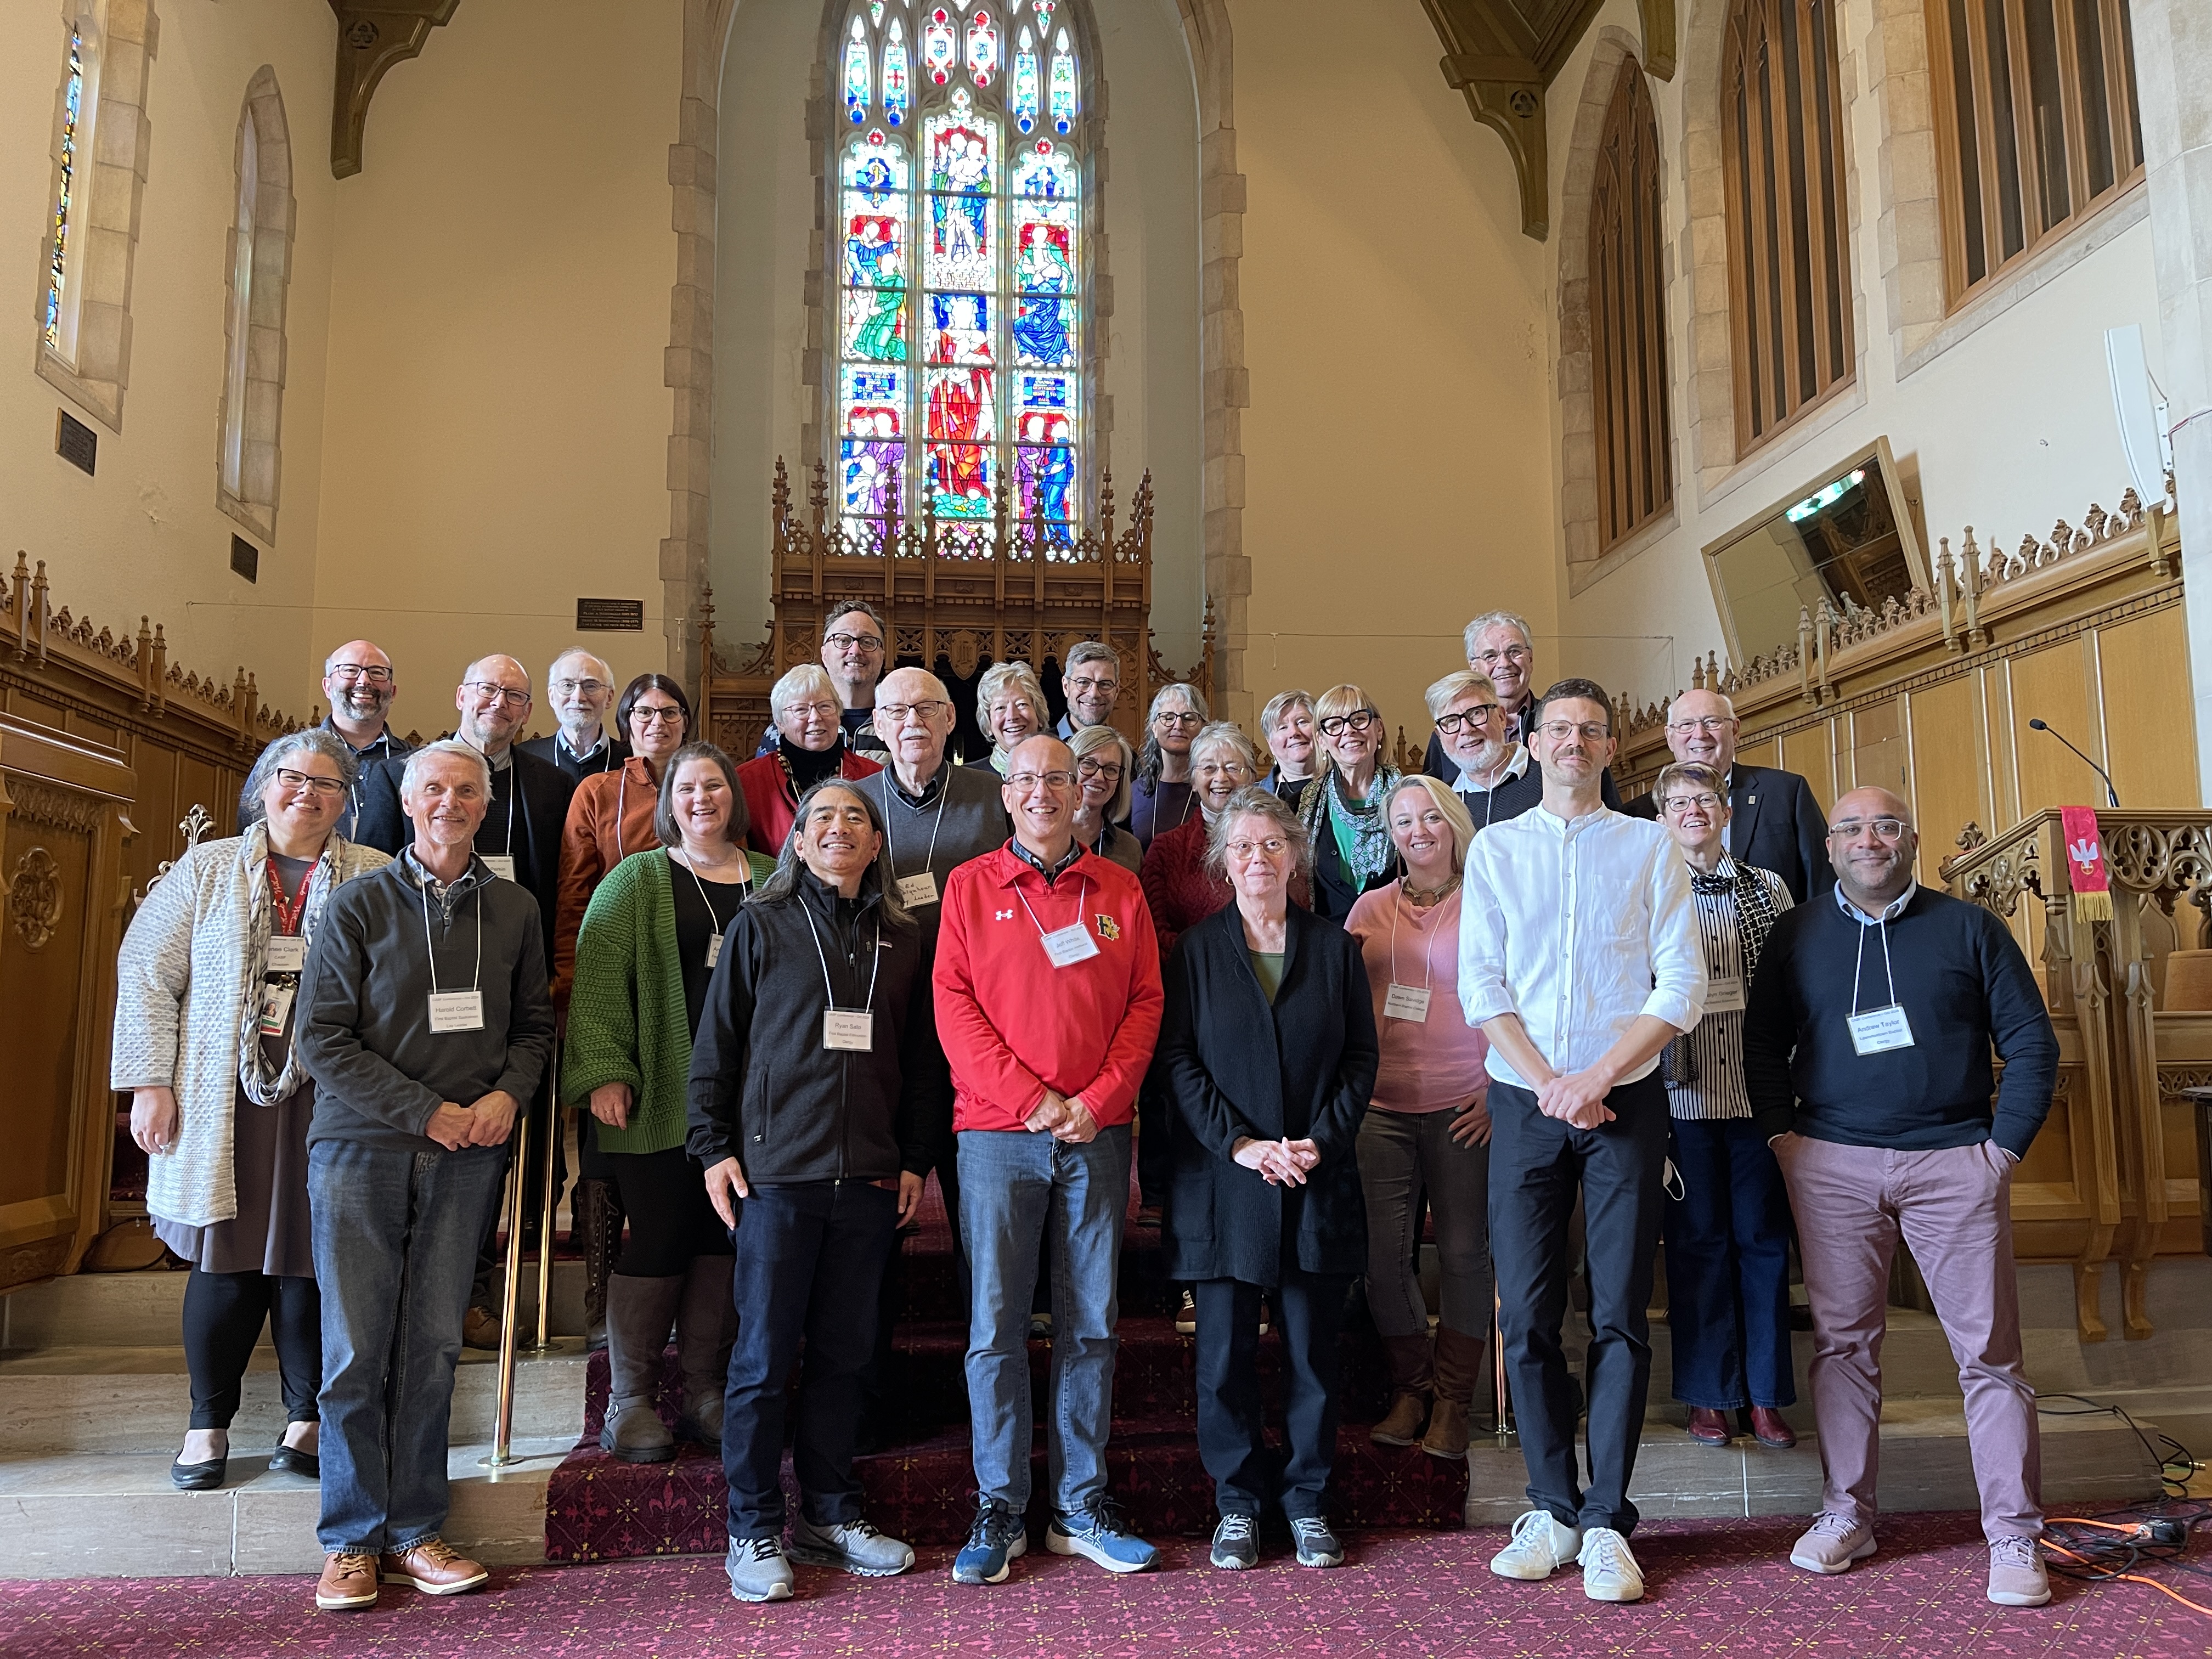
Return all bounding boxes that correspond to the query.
[934,735,1165,1585]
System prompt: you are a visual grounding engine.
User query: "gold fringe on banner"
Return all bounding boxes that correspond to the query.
[2073,889,2114,924]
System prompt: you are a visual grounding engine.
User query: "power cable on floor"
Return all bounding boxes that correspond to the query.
[2033,1390,2210,1620]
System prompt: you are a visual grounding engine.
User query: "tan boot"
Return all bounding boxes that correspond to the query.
[1422,1325,1483,1459]
[1369,1333,1434,1446]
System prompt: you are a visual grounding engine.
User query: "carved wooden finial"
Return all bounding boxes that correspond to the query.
[1956,821,1987,853]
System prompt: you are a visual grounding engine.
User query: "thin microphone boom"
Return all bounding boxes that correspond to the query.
[2027,718,2121,809]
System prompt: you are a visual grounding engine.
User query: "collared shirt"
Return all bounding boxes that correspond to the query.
[558,730,619,775]
[1007,834,1084,886]
[1665,856,1792,1120]
[400,846,489,922]
[1458,804,1705,1089]
[325,718,406,839]
[890,760,950,811]
[1832,883,1912,926]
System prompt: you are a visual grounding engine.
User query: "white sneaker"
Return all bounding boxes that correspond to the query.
[1579,1527,1644,1602]
[1488,1509,1583,1580]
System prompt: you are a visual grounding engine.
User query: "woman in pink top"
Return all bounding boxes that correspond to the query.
[1345,775,1492,1460]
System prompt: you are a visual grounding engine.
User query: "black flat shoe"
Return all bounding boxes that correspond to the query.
[171,1455,227,1491]
[268,1444,320,1479]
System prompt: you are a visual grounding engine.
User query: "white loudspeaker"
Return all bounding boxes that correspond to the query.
[2105,324,2172,506]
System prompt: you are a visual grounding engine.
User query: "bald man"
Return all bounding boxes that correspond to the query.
[319,640,411,838]
[1626,689,1829,901]
[520,648,631,781]
[1743,787,2057,1608]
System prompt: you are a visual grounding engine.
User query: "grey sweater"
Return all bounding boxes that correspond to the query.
[297,852,556,1152]
[853,763,1011,958]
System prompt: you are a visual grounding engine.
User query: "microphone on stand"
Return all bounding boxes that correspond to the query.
[2027,718,2121,808]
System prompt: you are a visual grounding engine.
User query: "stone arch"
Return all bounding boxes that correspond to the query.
[215,65,295,546]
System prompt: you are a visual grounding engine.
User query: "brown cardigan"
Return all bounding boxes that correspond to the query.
[554,756,663,1005]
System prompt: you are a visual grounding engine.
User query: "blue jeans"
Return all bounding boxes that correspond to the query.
[309,1138,509,1555]
[722,1180,899,1541]
[956,1124,1130,1516]
[1663,1114,1797,1409]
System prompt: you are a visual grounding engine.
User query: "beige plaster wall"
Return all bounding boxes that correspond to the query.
[1,0,337,711]
[1229,0,1555,743]
[1547,0,2164,709]
[310,0,684,741]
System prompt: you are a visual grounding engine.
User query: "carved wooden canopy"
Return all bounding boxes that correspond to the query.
[1419,0,1676,241]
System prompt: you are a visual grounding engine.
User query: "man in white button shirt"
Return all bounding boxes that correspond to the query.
[1458,676,1703,1605]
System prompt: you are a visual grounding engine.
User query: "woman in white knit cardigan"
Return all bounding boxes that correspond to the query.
[112,729,388,1491]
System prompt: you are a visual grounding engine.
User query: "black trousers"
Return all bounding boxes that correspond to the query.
[1193,1267,1350,1521]
[1488,1072,1668,1536]
[721,1180,899,1539]
[180,1266,320,1430]
[604,1144,731,1277]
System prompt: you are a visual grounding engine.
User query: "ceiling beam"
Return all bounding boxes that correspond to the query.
[1639,0,1678,80]
[327,1,460,179]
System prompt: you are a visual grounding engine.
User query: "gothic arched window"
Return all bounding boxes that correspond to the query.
[1721,0,1853,455]
[1589,59,1672,552]
[828,0,1092,551]
[217,68,296,544]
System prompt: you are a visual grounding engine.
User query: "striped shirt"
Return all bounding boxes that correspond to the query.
[1666,857,1792,1120]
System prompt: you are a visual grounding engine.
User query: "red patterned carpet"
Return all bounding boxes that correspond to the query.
[8,1515,2209,1658]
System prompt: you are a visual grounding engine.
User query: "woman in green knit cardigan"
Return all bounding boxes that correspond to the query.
[563,743,775,1463]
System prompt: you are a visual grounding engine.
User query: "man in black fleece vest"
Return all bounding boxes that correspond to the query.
[1743,786,2057,1609]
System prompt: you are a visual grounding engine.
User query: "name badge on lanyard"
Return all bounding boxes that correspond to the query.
[706,931,723,969]
[896,871,940,908]
[1383,983,1431,1022]
[428,990,486,1032]
[1040,920,1099,968]
[823,1009,874,1051]
[257,981,296,1036]
[481,855,516,883]
[1848,1004,1915,1054]
[266,934,307,974]
[1703,973,1746,1014]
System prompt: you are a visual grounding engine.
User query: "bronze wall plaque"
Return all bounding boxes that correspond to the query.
[576,598,645,631]
[229,535,259,583]
[55,410,95,476]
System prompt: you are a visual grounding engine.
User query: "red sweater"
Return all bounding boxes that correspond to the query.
[935,845,1164,1132]
[735,747,883,859]
[1139,815,1313,964]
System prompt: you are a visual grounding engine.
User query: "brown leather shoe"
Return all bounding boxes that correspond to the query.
[315,1551,380,1612]
[1750,1406,1797,1448]
[462,1307,500,1351]
[1686,1407,1733,1446]
[379,1538,489,1595]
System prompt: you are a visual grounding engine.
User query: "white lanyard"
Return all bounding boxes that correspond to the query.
[615,771,631,860]
[1017,871,1098,967]
[419,871,486,1032]
[1847,907,1898,1015]
[1846,903,1915,1053]
[1383,883,1442,1022]
[884,774,949,906]
[802,897,882,1051]
[678,849,746,965]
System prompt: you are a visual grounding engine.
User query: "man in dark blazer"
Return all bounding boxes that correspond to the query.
[1624,689,1830,902]
[349,653,577,1341]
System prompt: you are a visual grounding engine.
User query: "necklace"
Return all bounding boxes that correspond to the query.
[1402,873,1460,908]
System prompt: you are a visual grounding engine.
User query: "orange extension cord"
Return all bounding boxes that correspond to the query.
[2044,1515,2212,1620]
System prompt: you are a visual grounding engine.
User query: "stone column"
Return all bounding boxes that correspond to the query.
[2131,1,2212,800]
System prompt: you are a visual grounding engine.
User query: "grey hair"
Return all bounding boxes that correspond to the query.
[1137,681,1211,786]
[1202,784,1312,882]
[750,777,912,932]
[1189,720,1260,774]
[238,728,362,828]
[400,738,493,798]
[548,647,612,684]
[1461,610,1534,662]
[978,659,1046,713]
[769,662,839,724]
[1063,640,1119,677]
[1068,721,1135,823]
[1424,669,1498,720]
[1260,689,1314,736]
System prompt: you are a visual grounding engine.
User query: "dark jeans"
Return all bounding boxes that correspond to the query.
[722,1180,899,1541]
[180,1267,320,1430]
[1194,1267,1349,1520]
[311,1138,509,1555]
[1664,1114,1797,1410]
[1488,1073,1668,1537]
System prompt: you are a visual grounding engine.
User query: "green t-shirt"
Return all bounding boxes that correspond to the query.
[1249,950,1285,1005]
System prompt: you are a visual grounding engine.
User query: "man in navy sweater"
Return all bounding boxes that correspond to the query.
[1743,786,2058,1609]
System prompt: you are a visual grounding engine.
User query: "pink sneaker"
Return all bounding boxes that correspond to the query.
[1789,1511,1876,1574]
[1987,1536,2050,1607]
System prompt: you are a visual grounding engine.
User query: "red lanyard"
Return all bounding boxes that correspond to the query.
[267,856,314,935]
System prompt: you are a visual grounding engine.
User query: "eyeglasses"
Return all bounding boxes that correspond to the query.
[876,700,949,725]
[464,681,531,708]
[274,768,346,797]
[1828,818,1912,842]
[1194,760,1251,780]
[1661,792,1724,815]
[786,699,842,721]
[1075,758,1124,782]
[1667,716,1734,735]
[1066,674,1118,693]
[1226,837,1291,859]
[823,632,885,653]
[1007,770,1077,791]
[1318,709,1380,736]
[1474,645,1531,666]
[1536,720,1611,742]
[328,663,393,685]
[1434,705,1500,735]
[1153,711,1204,730]
[550,677,611,698]
[630,706,686,727]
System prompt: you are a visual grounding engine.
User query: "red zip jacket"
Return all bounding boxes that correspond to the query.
[935,844,1164,1132]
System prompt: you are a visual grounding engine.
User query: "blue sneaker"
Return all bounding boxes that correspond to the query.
[951,1498,1028,1585]
[1046,1499,1158,1574]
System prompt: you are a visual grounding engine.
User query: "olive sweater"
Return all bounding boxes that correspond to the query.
[560,847,775,1154]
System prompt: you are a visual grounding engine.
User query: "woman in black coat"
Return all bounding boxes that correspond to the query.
[1153,784,1379,1573]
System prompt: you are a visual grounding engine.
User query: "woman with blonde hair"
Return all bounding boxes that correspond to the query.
[1297,684,1401,919]
[969,660,1048,777]
[1069,721,1142,872]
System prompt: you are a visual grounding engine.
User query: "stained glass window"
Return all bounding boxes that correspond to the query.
[43,27,86,353]
[829,0,1090,551]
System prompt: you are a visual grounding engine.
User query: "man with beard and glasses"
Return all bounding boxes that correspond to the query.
[1425,670,1540,832]
[317,641,410,839]
[1425,613,1620,809]
[521,648,631,782]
